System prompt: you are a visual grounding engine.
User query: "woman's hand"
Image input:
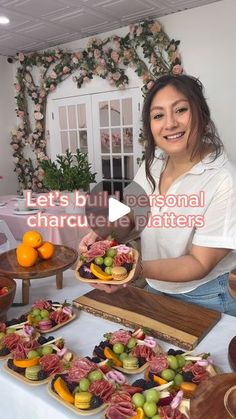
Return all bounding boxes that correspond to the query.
[79,231,99,255]
[91,283,127,294]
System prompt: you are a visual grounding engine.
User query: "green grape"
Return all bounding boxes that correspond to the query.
[119,352,129,360]
[79,378,90,391]
[27,350,39,359]
[127,337,137,349]
[88,369,103,382]
[106,248,117,257]
[143,401,157,417]
[151,415,161,419]
[32,308,41,316]
[113,343,124,354]
[6,328,16,334]
[0,332,6,340]
[103,256,113,267]
[167,355,178,370]
[105,266,112,275]
[94,257,104,265]
[161,368,176,381]
[40,309,49,318]
[145,389,160,403]
[41,345,54,355]
[132,393,145,408]
[176,354,186,368]
[174,373,184,386]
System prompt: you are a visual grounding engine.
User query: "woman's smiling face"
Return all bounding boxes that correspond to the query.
[150,84,197,157]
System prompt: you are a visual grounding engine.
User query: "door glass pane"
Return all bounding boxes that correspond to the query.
[103,181,112,195]
[122,98,132,125]
[69,131,77,153]
[113,181,124,200]
[113,157,122,179]
[68,105,76,129]
[110,100,120,126]
[102,157,111,179]
[124,156,134,179]
[111,128,121,153]
[77,104,86,128]
[60,132,69,153]
[99,101,109,127]
[100,129,110,153]
[59,106,67,129]
[123,127,133,153]
[80,130,88,153]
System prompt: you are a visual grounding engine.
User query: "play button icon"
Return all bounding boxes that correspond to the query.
[108,197,130,222]
[85,180,151,239]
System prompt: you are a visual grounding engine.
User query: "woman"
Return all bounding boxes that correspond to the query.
[79,74,236,315]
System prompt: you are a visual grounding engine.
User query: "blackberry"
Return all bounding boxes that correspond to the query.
[167,348,176,356]
[0,347,10,356]
[144,381,157,390]
[37,370,48,380]
[5,319,16,327]
[122,262,133,272]
[175,350,185,355]
[138,356,146,367]
[91,356,101,364]
[131,379,147,389]
[37,336,48,345]
[90,396,103,409]
[19,314,27,322]
[167,348,185,356]
[47,300,53,304]
[182,371,194,382]
[47,336,55,342]
[67,382,78,393]
[86,356,92,361]
[93,346,105,359]
[7,359,25,374]
[148,371,155,381]
[51,320,57,327]
[10,318,19,325]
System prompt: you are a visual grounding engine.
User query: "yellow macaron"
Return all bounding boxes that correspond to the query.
[74,391,92,410]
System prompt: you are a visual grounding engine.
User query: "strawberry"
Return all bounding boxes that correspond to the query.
[0,287,9,296]
[110,239,118,247]
[98,359,112,374]
[132,328,145,340]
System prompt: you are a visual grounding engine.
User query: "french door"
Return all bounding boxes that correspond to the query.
[50,88,142,195]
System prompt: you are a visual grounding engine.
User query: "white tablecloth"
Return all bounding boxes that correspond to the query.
[1,270,235,419]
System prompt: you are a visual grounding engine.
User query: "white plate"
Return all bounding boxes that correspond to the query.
[13,208,42,215]
[0,201,7,206]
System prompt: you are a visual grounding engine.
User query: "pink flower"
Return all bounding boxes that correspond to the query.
[129,24,136,34]
[46,56,53,63]
[72,56,79,64]
[123,49,132,59]
[150,22,161,33]
[50,71,57,79]
[63,66,70,74]
[172,64,183,75]
[18,52,25,62]
[49,84,56,91]
[147,81,155,90]
[35,104,41,112]
[15,83,21,92]
[75,52,82,60]
[111,51,120,63]
[112,72,121,81]
[17,111,25,119]
[34,112,44,120]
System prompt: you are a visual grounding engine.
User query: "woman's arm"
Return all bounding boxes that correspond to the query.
[142,245,231,282]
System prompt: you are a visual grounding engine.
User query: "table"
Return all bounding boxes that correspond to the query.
[0,245,78,304]
[0,194,90,249]
[1,270,235,419]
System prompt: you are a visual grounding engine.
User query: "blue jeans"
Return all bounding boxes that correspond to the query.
[145,273,236,316]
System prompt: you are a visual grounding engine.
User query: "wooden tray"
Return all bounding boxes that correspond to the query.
[47,381,107,416]
[75,248,139,285]
[229,336,236,372]
[35,312,77,334]
[3,363,50,385]
[190,373,236,419]
[73,287,221,350]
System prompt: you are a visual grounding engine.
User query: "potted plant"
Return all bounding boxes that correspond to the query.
[40,148,96,193]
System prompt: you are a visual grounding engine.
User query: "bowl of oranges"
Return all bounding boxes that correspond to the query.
[16,231,55,268]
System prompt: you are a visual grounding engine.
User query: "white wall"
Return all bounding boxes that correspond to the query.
[0,56,18,194]
[48,0,236,162]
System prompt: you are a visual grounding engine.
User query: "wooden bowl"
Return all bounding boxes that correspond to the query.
[228,336,236,371]
[0,276,16,322]
[224,385,236,418]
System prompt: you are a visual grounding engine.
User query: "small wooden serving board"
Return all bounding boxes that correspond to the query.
[73,287,221,350]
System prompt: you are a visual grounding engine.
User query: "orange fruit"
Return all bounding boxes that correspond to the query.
[132,407,145,419]
[16,244,38,267]
[53,377,74,404]
[13,357,40,368]
[90,263,113,280]
[22,230,43,249]
[37,241,55,260]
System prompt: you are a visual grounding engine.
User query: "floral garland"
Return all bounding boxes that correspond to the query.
[11,19,183,192]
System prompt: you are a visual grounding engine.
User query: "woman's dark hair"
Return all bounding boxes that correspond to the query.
[142,74,223,192]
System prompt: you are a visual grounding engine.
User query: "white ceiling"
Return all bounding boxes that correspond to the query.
[0,0,221,57]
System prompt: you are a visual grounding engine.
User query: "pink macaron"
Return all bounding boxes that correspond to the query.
[38,319,52,331]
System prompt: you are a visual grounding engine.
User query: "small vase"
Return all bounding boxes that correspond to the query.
[65,190,86,214]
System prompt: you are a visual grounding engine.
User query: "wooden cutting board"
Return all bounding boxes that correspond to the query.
[229,336,236,371]
[73,287,221,350]
[190,373,236,419]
